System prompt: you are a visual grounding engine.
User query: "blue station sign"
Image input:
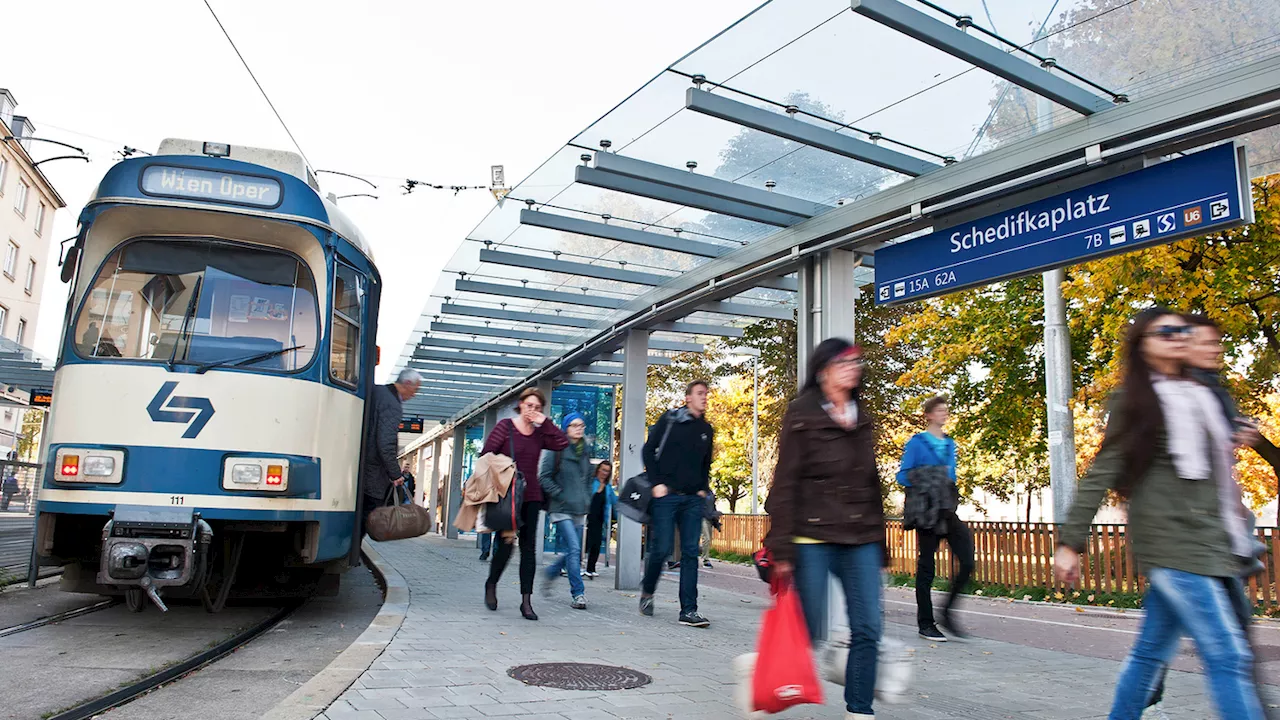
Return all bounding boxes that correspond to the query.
[874,143,1251,305]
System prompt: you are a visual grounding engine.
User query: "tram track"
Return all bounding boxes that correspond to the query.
[43,600,304,720]
[0,598,119,638]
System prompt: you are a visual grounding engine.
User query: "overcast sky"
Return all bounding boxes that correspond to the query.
[3,0,759,377]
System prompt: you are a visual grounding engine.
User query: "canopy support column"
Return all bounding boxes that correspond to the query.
[446,425,466,540]
[616,329,649,591]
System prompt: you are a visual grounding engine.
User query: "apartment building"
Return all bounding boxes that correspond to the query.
[0,88,66,350]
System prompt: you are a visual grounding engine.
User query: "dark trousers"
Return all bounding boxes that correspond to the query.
[487,500,543,595]
[360,492,383,539]
[915,511,974,629]
[640,494,703,614]
[586,506,605,573]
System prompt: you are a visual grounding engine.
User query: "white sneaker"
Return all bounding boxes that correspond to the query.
[845,713,875,718]
[1142,703,1171,720]
[730,653,767,719]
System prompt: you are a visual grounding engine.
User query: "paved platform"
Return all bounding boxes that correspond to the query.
[321,535,1274,719]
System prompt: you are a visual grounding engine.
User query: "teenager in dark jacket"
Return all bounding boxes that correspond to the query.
[481,387,569,621]
[638,380,715,628]
[897,395,973,641]
[585,460,617,577]
[764,339,884,719]
[540,413,593,609]
[360,369,419,534]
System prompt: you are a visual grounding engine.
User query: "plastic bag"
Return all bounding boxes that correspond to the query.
[820,634,913,704]
[751,582,823,713]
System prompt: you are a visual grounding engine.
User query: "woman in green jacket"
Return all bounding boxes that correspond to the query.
[1054,307,1263,720]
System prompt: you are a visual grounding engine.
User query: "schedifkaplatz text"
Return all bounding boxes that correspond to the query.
[950,193,1111,253]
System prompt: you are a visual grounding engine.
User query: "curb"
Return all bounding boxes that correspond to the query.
[260,540,409,720]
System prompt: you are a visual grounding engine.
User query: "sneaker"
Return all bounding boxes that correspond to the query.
[919,624,947,642]
[479,551,489,562]
[938,612,969,640]
[571,595,587,610]
[541,574,556,599]
[584,570,598,578]
[1142,703,1171,720]
[702,559,713,569]
[679,612,711,628]
[560,569,567,577]
[639,595,654,617]
[667,561,681,570]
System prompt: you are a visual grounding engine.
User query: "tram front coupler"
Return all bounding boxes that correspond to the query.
[98,506,213,611]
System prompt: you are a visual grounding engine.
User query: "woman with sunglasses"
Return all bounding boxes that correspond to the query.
[764,339,884,719]
[1055,308,1264,719]
[482,387,569,620]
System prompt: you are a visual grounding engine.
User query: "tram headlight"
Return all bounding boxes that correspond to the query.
[82,456,116,477]
[230,464,263,485]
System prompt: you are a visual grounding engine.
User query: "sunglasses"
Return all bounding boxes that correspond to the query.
[1145,325,1191,339]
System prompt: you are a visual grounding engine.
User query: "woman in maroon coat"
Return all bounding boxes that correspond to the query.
[482,387,569,620]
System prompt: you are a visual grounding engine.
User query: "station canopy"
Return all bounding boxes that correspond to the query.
[396,0,1280,425]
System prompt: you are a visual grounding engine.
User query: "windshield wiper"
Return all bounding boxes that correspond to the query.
[194,345,306,374]
[166,276,203,371]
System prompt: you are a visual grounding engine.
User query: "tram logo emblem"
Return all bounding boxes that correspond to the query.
[147,381,216,439]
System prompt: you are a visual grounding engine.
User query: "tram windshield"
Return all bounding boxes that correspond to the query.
[73,238,319,372]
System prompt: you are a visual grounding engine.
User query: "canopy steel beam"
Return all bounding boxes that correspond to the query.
[442,303,597,328]
[520,209,728,258]
[430,322,575,345]
[408,360,525,377]
[696,300,793,320]
[649,321,744,337]
[576,166,806,227]
[563,373,624,385]
[686,88,941,176]
[479,248,670,286]
[850,0,1112,116]
[645,338,705,353]
[456,279,625,309]
[593,151,833,220]
[418,337,558,357]
[410,350,541,368]
[415,371,509,388]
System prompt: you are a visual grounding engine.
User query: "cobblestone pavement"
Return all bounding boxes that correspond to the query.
[321,536,1270,719]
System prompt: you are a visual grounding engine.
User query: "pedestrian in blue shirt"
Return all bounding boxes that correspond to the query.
[897,395,974,641]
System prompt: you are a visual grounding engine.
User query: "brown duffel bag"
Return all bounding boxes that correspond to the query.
[367,485,433,542]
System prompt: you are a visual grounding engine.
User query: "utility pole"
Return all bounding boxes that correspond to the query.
[1035,33,1078,522]
[751,356,760,515]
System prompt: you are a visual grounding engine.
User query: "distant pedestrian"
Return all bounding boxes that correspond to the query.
[1055,307,1264,720]
[482,388,569,621]
[360,369,420,536]
[898,395,974,641]
[584,460,616,578]
[541,413,594,609]
[764,338,885,719]
[638,380,715,628]
[0,473,18,511]
[401,463,416,505]
[699,491,721,569]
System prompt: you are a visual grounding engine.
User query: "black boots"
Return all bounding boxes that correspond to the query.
[484,582,498,611]
[520,594,538,621]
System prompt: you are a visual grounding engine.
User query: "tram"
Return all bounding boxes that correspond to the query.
[33,140,381,611]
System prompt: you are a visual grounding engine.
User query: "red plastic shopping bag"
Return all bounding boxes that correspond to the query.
[751,581,824,713]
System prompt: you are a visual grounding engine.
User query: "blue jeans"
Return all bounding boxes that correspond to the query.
[640,494,704,614]
[1111,567,1263,720]
[544,518,585,597]
[794,542,883,716]
[479,532,492,555]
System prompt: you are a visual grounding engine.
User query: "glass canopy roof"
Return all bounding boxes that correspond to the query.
[396,0,1280,422]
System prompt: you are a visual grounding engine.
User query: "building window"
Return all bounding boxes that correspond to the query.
[14,179,28,217]
[0,157,7,194]
[15,318,26,346]
[34,202,45,236]
[0,305,10,336]
[3,242,17,278]
[24,259,35,294]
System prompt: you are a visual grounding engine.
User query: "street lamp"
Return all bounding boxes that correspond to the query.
[730,348,762,514]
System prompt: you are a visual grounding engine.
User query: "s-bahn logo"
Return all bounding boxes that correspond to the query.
[147,382,216,439]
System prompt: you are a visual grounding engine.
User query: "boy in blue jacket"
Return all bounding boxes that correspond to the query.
[897,395,974,641]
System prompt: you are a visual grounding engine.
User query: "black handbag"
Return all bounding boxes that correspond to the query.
[618,412,676,524]
[483,425,526,533]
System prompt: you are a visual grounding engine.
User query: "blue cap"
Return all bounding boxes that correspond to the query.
[563,412,586,428]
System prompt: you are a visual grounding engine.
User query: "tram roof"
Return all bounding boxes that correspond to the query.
[395,0,1280,436]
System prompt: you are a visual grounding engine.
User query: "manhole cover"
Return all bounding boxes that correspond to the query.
[508,662,652,691]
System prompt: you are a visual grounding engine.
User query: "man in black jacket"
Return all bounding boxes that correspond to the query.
[639,380,715,628]
[360,369,420,535]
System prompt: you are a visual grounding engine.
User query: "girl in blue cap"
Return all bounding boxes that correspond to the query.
[540,412,595,609]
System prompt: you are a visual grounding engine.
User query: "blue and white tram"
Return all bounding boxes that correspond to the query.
[34,139,382,611]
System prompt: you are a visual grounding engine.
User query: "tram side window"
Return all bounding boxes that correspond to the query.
[330,264,363,386]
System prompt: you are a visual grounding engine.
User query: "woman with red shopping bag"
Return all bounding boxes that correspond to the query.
[762,338,885,719]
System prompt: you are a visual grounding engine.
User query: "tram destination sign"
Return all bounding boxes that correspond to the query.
[141,165,282,208]
[874,143,1251,305]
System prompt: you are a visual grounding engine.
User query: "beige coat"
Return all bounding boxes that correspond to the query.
[452,452,517,537]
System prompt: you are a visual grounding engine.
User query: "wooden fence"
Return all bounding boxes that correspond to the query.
[711,514,1280,611]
